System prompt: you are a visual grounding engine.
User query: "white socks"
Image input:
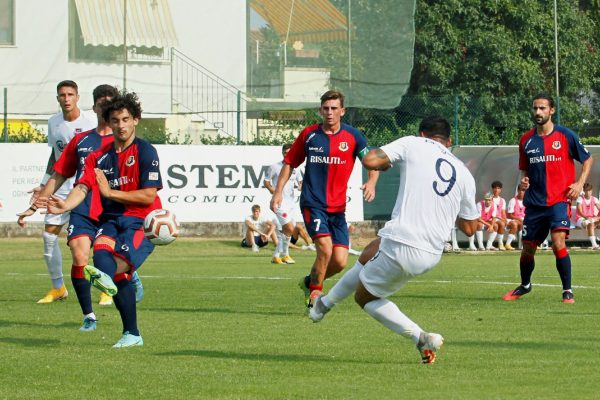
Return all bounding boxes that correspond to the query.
[486,232,497,248]
[589,236,598,247]
[363,298,422,344]
[273,230,284,257]
[496,234,504,247]
[321,261,363,308]
[282,235,291,257]
[506,234,515,247]
[43,231,63,289]
[451,227,458,249]
[475,230,484,248]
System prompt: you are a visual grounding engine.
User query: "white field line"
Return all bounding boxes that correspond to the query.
[6,272,600,290]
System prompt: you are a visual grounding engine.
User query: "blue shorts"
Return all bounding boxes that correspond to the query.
[523,202,571,244]
[97,216,155,270]
[66,213,100,243]
[301,207,349,247]
[241,236,268,248]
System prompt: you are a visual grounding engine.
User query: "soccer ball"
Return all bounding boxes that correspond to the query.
[143,209,180,245]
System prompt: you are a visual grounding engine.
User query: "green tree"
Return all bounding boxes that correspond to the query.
[407,0,600,137]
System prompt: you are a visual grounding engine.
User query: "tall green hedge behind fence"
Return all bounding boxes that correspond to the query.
[249,94,599,146]
[3,95,599,146]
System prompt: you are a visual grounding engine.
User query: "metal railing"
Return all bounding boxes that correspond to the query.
[170,48,246,142]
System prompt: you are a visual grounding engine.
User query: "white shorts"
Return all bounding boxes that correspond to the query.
[576,217,595,228]
[274,206,295,228]
[359,238,441,299]
[43,189,70,226]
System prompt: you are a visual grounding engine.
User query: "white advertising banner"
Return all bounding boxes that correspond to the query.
[0,144,365,223]
[0,144,50,223]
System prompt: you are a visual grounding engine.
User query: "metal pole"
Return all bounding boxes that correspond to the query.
[236,90,241,144]
[3,88,7,143]
[123,0,128,90]
[347,0,352,103]
[553,0,560,124]
[454,95,459,145]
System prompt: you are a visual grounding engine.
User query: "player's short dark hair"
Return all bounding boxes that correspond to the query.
[419,116,450,139]
[92,84,118,104]
[320,90,345,108]
[102,90,142,122]
[517,184,527,191]
[251,204,261,212]
[57,80,78,93]
[282,144,292,152]
[491,181,503,189]
[533,93,555,108]
[583,182,593,191]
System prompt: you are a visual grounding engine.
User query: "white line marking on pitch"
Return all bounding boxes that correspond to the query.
[7,273,600,290]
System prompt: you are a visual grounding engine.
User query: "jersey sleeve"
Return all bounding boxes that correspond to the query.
[459,174,480,221]
[507,198,516,213]
[75,151,98,189]
[380,137,409,164]
[352,130,368,159]
[138,144,162,189]
[567,130,591,164]
[53,133,80,178]
[518,133,530,171]
[285,128,308,168]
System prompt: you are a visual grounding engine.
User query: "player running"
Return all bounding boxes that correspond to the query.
[270,90,379,311]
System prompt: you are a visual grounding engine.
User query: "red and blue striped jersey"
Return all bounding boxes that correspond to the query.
[54,129,114,219]
[77,137,162,220]
[285,123,368,212]
[519,125,590,207]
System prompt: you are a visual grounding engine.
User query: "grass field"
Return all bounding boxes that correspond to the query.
[1,238,600,399]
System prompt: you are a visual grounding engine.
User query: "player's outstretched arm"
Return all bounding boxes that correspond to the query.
[45,184,88,215]
[17,171,69,226]
[361,148,391,171]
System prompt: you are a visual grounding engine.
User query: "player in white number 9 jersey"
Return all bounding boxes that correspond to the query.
[308,116,479,364]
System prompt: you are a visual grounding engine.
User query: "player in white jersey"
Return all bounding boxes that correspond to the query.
[575,183,600,249]
[308,116,479,364]
[505,184,526,250]
[490,181,508,250]
[26,80,97,304]
[241,204,277,252]
[264,144,303,264]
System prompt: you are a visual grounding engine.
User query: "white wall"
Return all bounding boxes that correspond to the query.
[0,0,247,117]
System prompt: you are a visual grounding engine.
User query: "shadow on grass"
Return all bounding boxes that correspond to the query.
[0,319,79,329]
[145,307,292,317]
[0,336,61,347]
[153,349,395,365]
[451,339,587,350]
[397,294,496,302]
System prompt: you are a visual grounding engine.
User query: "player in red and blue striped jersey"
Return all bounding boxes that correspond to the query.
[47,91,162,347]
[503,93,593,304]
[271,90,379,310]
[18,85,127,330]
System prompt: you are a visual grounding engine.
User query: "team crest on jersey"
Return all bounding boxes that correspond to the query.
[126,156,136,167]
[339,142,349,152]
[552,141,561,150]
[75,128,82,133]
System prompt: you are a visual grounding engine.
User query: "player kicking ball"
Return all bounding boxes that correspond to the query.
[47,91,163,348]
[309,116,479,363]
